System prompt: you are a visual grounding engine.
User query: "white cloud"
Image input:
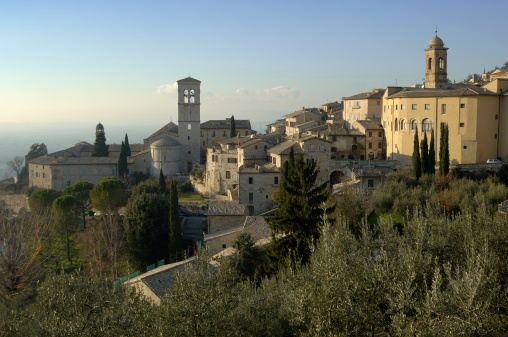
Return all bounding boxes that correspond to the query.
[156,82,178,95]
[235,88,250,96]
[261,86,300,99]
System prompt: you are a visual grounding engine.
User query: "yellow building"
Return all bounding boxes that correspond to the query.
[382,35,507,165]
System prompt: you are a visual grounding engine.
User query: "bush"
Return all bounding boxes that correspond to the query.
[177,180,194,193]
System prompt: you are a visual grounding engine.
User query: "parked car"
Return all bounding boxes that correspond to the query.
[487,159,502,163]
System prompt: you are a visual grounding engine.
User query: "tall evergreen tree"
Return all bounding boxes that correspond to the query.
[267,153,334,273]
[413,127,421,180]
[117,141,128,179]
[429,128,436,174]
[158,168,167,195]
[420,131,429,174]
[442,124,450,175]
[92,132,109,157]
[230,115,236,138]
[124,134,131,156]
[168,181,181,256]
[439,122,445,173]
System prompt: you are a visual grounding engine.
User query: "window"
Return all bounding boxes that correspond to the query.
[212,131,215,137]
[378,131,382,137]
[394,118,398,131]
[369,142,372,149]
[377,101,380,105]
[378,142,382,149]
[496,114,499,120]
[223,131,227,137]
[319,145,325,151]
[400,119,407,130]
[266,195,269,199]
[401,104,405,110]
[308,145,315,151]
[428,58,432,70]
[463,146,467,149]
[411,119,418,130]
[331,147,337,152]
[248,192,253,203]
[223,244,227,249]
[66,181,71,187]
[274,177,279,184]
[112,168,115,175]
[188,151,191,154]
[226,171,231,179]
[495,134,498,139]
[352,144,358,151]
[441,104,446,115]
[245,131,248,136]
[187,136,190,140]
[353,137,357,142]
[189,89,195,103]
[425,104,430,110]
[368,179,374,188]
[203,141,205,146]
[248,177,253,184]
[200,131,204,137]
[98,169,103,175]
[227,158,238,163]
[31,170,34,177]
[42,173,46,178]
[35,172,39,178]
[422,118,432,131]
[460,103,465,108]
[82,169,86,175]
[460,123,464,127]
[412,104,417,110]
[183,89,189,103]
[395,105,398,110]
[439,57,443,70]
[369,131,372,137]
[187,124,191,130]
[255,145,258,150]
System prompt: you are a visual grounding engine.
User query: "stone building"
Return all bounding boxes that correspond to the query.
[284,108,323,137]
[238,164,280,215]
[342,89,384,128]
[382,35,508,164]
[200,118,254,148]
[352,119,385,160]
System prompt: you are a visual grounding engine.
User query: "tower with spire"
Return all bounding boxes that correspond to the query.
[425,31,448,89]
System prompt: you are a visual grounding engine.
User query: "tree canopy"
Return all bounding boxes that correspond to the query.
[230,115,236,138]
[63,181,94,228]
[92,132,109,157]
[90,178,128,215]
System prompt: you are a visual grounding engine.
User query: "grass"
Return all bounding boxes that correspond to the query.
[179,192,204,202]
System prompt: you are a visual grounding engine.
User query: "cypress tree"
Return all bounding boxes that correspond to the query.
[230,115,237,138]
[288,145,295,168]
[429,128,436,174]
[118,141,128,179]
[124,134,131,156]
[439,123,445,174]
[169,180,181,256]
[158,168,167,195]
[92,132,109,157]
[420,131,429,174]
[413,127,421,180]
[443,124,450,175]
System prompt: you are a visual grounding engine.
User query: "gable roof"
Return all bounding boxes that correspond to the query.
[177,76,201,83]
[386,84,498,98]
[355,119,383,130]
[267,140,299,155]
[344,90,385,100]
[201,118,251,129]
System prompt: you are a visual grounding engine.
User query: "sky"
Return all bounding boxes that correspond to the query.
[1,0,507,176]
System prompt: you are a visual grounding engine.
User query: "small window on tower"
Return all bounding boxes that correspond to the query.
[190,89,195,103]
[188,124,191,130]
[188,136,190,140]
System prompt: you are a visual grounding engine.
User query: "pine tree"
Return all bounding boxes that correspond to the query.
[124,134,131,156]
[429,128,436,174]
[413,127,421,180]
[230,115,236,138]
[92,132,109,157]
[158,168,167,195]
[267,153,334,273]
[168,180,181,257]
[420,131,429,174]
[117,141,128,179]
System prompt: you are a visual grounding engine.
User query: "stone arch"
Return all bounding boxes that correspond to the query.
[369,152,375,160]
[422,118,432,131]
[400,119,407,130]
[190,89,195,103]
[428,57,433,70]
[411,119,418,131]
[184,89,189,103]
[330,170,345,188]
[439,57,444,70]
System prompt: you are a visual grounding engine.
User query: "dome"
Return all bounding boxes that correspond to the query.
[429,34,444,48]
[96,122,104,131]
[151,135,181,147]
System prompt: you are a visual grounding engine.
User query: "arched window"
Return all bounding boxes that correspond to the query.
[439,57,443,70]
[428,58,433,70]
[400,119,407,130]
[369,152,375,160]
[422,118,432,131]
[394,118,398,131]
[190,89,195,103]
[183,89,189,103]
[411,119,418,131]
[187,123,191,130]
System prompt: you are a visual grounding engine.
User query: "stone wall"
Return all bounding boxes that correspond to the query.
[0,194,29,214]
[208,215,246,233]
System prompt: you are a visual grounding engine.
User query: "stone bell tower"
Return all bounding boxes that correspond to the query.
[425,33,448,89]
[177,77,201,172]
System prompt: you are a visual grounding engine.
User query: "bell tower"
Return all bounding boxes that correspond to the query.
[177,77,201,172]
[425,33,448,89]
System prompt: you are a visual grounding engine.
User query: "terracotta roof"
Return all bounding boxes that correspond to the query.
[208,203,247,216]
[29,155,133,165]
[343,91,385,100]
[145,122,179,141]
[239,163,280,173]
[386,85,497,98]
[267,140,299,155]
[355,119,383,130]
[284,108,322,118]
[201,119,251,129]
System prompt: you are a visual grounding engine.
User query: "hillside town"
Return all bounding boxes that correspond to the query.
[3,32,508,335]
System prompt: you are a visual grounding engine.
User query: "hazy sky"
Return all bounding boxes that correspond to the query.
[1,0,507,136]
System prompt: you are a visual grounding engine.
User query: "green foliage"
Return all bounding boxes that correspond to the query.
[92,131,109,157]
[497,164,508,185]
[124,133,131,156]
[63,181,94,229]
[271,189,279,203]
[28,189,61,218]
[52,195,79,264]
[124,191,170,271]
[117,141,128,179]
[158,168,167,195]
[232,233,266,282]
[18,143,48,182]
[268,153,334,272]
[169,181,181,255]
[336,187,367,238]
[413,127,421,180]
[440,123,450,175]
[90,178,128,214]
[429,128,436,174]
[230,115,236,138]
[420,131,429,174]
[177,180,194,193]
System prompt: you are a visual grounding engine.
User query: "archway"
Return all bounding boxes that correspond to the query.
[330,170,345,188]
